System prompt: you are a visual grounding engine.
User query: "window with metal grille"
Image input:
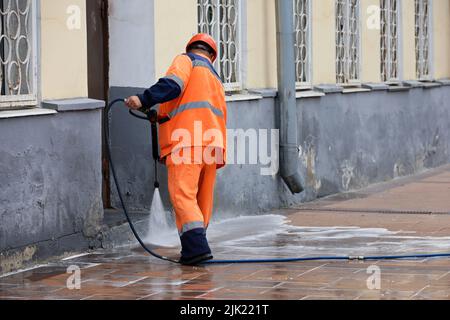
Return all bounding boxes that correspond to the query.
[294,0,311,88]
[335,0,360,84]
[0,0,37,109]
[415,0,432,80]
[381,0,400,82]
[198,0,241,91]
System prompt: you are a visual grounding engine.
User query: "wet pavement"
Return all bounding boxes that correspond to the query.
[1,165,450,300]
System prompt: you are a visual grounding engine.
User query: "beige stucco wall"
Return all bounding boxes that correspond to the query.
[433,0,450,79]
[246,0,277,89]
[402,0,417,80]
[40,0,88,100]
[312,0,336,84]
[361,0,381,82]
[154,0,279,89]
[152,0,450,89]
[154,0,197,79]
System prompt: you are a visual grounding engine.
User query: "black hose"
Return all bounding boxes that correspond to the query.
[104,99,178,264]
[129,109,148,120]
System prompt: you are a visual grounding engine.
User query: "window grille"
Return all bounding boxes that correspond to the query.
[336,0,360,84]
[198,0,241,91]
[415,0,432,80]
[0,0,37,109]
[294,0,311,88]
[381,0,400,82]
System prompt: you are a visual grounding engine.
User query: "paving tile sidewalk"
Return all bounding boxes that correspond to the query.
[1,165,450,300]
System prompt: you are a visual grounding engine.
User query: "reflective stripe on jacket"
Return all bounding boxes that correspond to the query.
[158,53,227,168]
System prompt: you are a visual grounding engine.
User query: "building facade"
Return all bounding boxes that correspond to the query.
[0,0,104,273]
[109,0,450,213]
[1,0,450,273]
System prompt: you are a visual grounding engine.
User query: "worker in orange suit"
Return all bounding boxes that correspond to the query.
[125,34,227,265]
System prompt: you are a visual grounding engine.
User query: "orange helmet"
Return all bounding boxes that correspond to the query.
[186,33,218,63]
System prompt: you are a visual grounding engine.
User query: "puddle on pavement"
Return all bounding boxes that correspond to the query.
[12,215,447,280]
[3,215,450,281]
[0,266,68,283]
[143,214,450,258]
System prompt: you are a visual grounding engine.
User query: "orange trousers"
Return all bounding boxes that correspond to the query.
[166,147,217,236]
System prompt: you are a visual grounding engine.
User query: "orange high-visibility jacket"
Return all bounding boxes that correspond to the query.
[158,53,227,168]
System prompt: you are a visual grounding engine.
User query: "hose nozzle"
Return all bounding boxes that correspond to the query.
[148,109,158,124]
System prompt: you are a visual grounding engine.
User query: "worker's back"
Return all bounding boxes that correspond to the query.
[158,53,227,165]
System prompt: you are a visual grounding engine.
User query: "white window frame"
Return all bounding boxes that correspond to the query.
[197,0,243,92]
[0,0,38,110]
[415,0,433,81]
[294,0,312,89]
[335,0,361,86]
[380,0,402,83]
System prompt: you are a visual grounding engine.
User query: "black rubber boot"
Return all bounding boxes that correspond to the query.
[179,228,213,265]
[179,253,213,266]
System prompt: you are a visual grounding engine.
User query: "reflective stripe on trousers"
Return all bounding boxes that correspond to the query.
[179,221,205,237]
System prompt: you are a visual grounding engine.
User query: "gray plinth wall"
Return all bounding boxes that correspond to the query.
[0,99,105,274]
[108,83,450,218]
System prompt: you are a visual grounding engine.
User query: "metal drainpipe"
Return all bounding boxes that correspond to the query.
[275,0,304,194]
